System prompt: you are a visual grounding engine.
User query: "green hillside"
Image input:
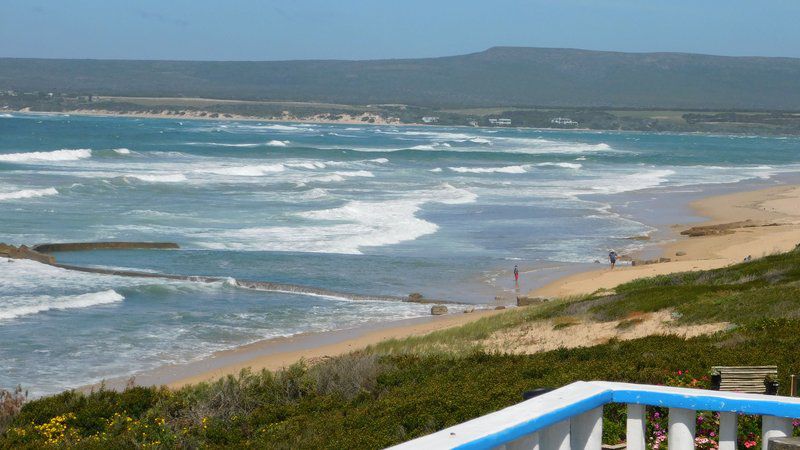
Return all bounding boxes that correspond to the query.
[3,47,800,110]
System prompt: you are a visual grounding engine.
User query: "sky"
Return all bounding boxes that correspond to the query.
[1,0,799,61]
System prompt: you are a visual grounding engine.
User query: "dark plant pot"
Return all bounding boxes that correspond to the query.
[711,374,722,390]
[765,380,779,395]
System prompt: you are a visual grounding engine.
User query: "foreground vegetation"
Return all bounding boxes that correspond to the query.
[3,248,800,448]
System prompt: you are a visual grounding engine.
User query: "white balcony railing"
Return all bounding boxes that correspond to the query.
[390,381,800,450]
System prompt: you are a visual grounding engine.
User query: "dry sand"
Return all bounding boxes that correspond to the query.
[144,184,800,389]
[482,310,729,354]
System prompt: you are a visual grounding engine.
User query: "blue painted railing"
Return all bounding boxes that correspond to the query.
[389,381,800,450]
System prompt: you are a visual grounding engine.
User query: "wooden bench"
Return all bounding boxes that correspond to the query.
[711,366,778,394]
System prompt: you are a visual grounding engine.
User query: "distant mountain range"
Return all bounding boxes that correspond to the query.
[3,47,800,110]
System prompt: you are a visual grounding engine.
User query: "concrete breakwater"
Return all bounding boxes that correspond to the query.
[33,242,180,253]
[6,241,460,305]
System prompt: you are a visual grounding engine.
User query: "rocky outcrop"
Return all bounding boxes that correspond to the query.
[0,243,55,264]
[431,305,448,315]
[33,242,179,253]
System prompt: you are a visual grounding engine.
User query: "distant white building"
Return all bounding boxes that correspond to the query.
[489,118,512,126]
[421,116,439,124]
[551,117,578,126]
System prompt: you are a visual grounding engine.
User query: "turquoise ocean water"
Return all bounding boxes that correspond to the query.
[2,112,800,395]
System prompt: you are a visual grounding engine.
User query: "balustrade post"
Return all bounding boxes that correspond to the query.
[718,412,737,450]
[762,415,793,450]
[541,419,571,450]
[668,408,696,450]
[506,432,540,450]
[571,407,603,450]
[627,404,647,450]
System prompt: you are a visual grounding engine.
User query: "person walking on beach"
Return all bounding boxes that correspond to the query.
[608,250,618,269]
[513,265,519,285]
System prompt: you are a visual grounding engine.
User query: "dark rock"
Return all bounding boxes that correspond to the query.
[494,306,506,310]
[430,305,448,315]
[675,251,687,256]
[408,293,424,302]
[0,243,55,264]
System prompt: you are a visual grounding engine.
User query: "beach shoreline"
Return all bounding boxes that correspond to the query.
[99,182,800,390]
[531,183,800,298]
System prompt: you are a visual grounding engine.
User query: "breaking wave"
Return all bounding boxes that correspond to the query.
[0,290,124,321]
[196,183,476,254]
[0,149,92,163]
[0,187,59,201]
[449,165,528,174]
[124,173,188,183]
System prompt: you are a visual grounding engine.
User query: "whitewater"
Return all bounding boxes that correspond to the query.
[2,112,800,395]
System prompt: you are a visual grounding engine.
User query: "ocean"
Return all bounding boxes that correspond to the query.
[2,112,800,395]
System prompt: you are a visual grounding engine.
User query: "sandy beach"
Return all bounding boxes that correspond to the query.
[532,184,800,298]
[140,183,800,388]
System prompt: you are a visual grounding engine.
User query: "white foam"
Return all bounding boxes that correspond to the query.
[267,140,290,147]
[370,158,389,164]
[299,188,330,199]
[429,167,443,173]
[333,170,374,178]
[197,183,476,254]
[113,148,132,155]
[0,187,58,201]
[125,173,188,183]
[449,165,528,174]
[535,162,583,169]
[591,169,676,194]
[286,161,326,170]
[469,137,491,144]
[0,113,13,118]
[314,174,346,183]
[195,164,285,177]
[0,290,124,321]
[0,149,92,163]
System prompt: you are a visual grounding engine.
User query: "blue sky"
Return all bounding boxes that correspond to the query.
[1,0,799,60]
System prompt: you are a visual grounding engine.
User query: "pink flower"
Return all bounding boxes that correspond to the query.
[678,370,683,375]
[654,412,661,419]
[745,441,757,449]
[710,432,716,437]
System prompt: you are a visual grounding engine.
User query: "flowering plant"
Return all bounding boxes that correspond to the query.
[644,370,770,450]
